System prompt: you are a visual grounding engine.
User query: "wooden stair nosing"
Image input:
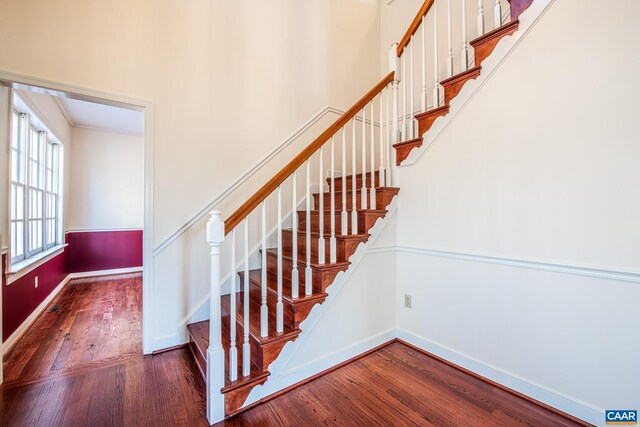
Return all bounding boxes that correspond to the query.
[221,292,302,346]
[469,19,519,48]
[264,248,351,272]
[239,268,328,305]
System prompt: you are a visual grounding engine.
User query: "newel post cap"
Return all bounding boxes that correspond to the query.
[206,210,225,245]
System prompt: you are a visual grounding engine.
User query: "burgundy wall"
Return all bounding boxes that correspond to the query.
[2,249,69,342]
[67,230,143,273]
[2,230,142,343]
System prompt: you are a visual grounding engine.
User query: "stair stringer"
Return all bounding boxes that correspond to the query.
[240,195,399,408]
[401,0,556,168]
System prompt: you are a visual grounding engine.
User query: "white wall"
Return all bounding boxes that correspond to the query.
[394,0,640,421]
[68,127,143,231]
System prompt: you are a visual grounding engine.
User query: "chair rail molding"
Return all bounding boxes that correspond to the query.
[370,245,640,284]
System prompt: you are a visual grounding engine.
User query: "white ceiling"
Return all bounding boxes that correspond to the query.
[56,97,144,136]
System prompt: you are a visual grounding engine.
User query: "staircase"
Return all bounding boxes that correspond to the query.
[186,0,535,423]
[187,176,399,415]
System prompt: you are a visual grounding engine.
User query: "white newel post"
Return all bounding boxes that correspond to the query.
[389,43,401,186]
[206,211,225,424]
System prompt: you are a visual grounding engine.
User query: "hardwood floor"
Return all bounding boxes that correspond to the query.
[218,342,589,427]
[1,274,209,426]
[3,274,142,385]
[1,275,588,426]
[0,347,208,426]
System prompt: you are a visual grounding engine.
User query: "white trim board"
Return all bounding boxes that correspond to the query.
[65,228,143,233]
[153,106,381,256]
[2,274,71,354]
[370,245,640,284]
[68,266,143,280]
[396,329,602,426]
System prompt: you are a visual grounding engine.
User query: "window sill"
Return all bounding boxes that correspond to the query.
[6,244,68,285]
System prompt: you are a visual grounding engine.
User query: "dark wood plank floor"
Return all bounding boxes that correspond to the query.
[218,342,588,427]
[3,274,142,385]
[1,275,588,426]
[0,347,208,426]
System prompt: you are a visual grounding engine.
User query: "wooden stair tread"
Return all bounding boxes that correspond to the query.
[470,19,519,47]
[239,269,327,303]
[265,248,351,270]
[315,186,400,195]
[186,319,269,391]
[440,66,481,86]
[304,208,387,215]
[415,105,450,120]
[393,137,422,149]
[187,320,209,360]
[282,228,370,241]
[220,292,301,345]
[470,20,519,67]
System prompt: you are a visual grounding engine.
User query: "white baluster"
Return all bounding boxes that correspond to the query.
[369,101,376,209]
[361,108,367,210]
[260,202,268,337]
[341,127,348,235]
[276,186,284,332]
[206,211,225,424]
[329,137,337,263]
[229,229,238,381]
[305,161,312,295]
[242,219,250,377]
[379,89,385,187]
[291,171,299,298]
[477,0,485,37]
[318,148,325,265]
[447,0,454,77]
[494,0,502,28]
[421,16,427,112]
[385,84,391,187]
[433,0,442,107]
[402,52,407,140]
[392,80,400,185]
[410,37,415,139]
[462,0,469,71]
[351,118,358,234]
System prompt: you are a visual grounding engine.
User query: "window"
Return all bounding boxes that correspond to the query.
[10,97,63,266]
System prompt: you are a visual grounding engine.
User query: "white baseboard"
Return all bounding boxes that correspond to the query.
[245,328,397,405]
[396,329,603,426]
[151,330,185,352]
[2,274,71,354]
[68,266,143,280]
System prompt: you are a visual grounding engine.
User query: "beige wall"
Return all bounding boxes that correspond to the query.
[0,0,384,347]
[394,0,640,419]
[68,127,143,231]
[0,0,381,245]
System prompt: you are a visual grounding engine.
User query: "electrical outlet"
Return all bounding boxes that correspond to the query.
[35,276,39,288]
[404,294,412,308]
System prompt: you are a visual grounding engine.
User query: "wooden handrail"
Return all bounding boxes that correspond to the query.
[224,72,395,235]
[396,0,435,57]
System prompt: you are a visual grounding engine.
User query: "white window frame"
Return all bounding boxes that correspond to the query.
[9,94,64,269]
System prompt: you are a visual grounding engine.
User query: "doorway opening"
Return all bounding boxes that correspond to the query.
[0,77,153,385]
